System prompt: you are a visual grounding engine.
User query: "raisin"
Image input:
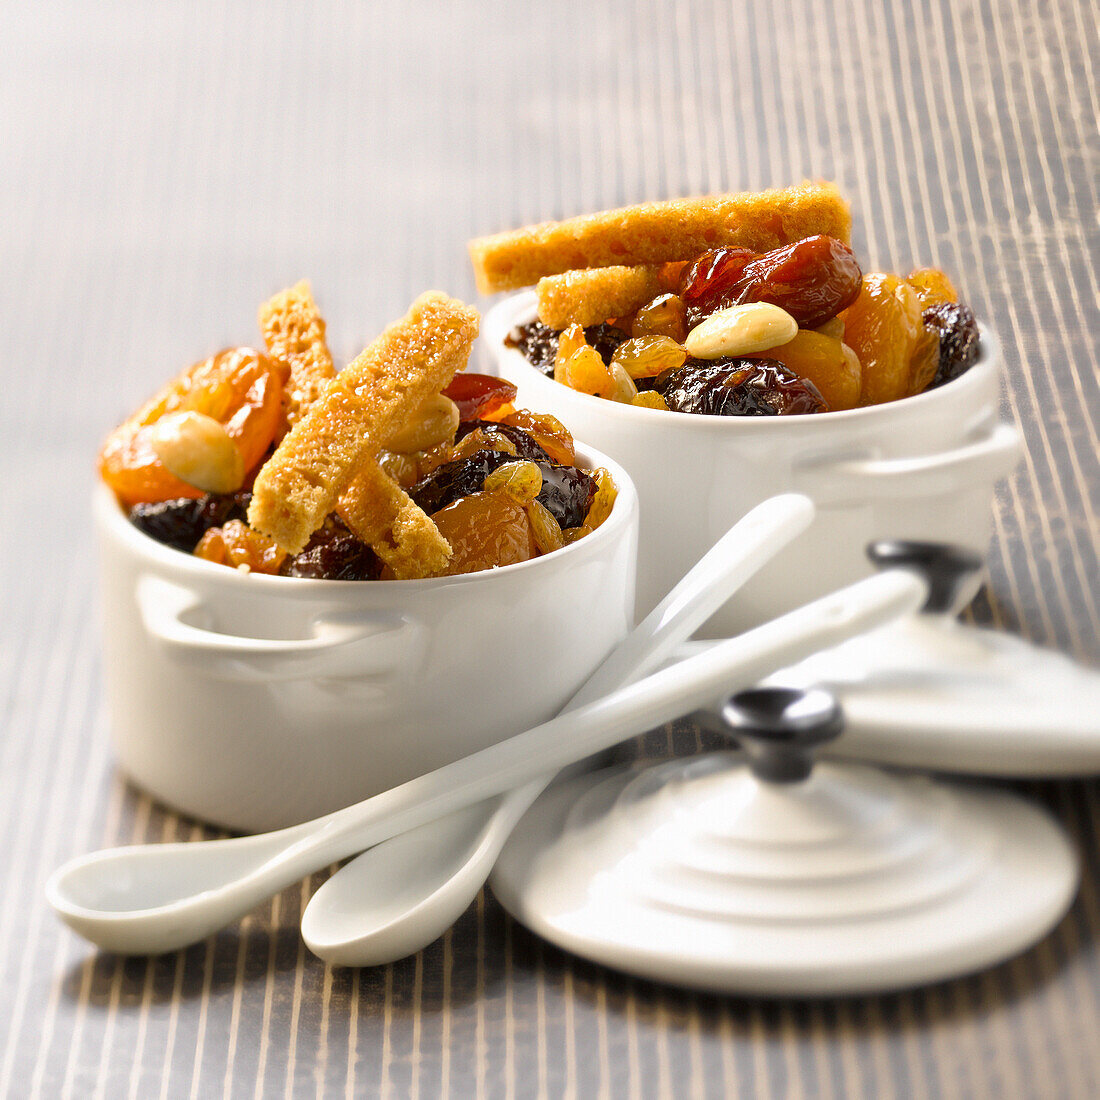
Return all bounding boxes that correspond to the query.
[536,463,597,529]
[923,302,981,389]
[734,237,862,328]
[282,523,381,580]
[506,320,628,377]
[129,490,250,552]
[411,451,595,529]
[505,320,559,377]
[442,373,518,421]
[501,409,576,465]
[454,421,551,462]
[657,358,828,416]
[583,323,631,364]
[680,238,862,330]
[411,452,515,515]
[681,248,757,328]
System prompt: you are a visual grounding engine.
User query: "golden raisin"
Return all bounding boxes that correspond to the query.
[611,335,688,380]
[526,499,564,554]
[483,460,543,504]
[906,268,958,310]
[553,323,589,383]
[501,409,576,465]
[607,362,639,403]
[631,391,669,410]
[584,468,617,530]
[564,346,615,398]
[195,519,287,574]
[631,294,689,342]
[561,525,593,545]
[431,490,536,575]
[840,274,924,406]
[451,428,518,462]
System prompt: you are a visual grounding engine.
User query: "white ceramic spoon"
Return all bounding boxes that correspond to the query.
[301,494,815,966]
[47,568,925,955]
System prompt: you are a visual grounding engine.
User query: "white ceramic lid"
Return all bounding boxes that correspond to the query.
[491,750,1078,996]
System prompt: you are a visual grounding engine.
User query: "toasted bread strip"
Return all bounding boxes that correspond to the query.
[258,280,336,425]
[248,292,479,553]
[469,181,851,294]
[336,462,451,580]
[536,266,663,328]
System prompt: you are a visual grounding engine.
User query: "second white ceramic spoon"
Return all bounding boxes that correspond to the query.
[48,567,924,955]
[300,494,816,965]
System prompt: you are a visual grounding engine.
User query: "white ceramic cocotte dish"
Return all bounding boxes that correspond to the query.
[482,291,1022,636]
[95,445,638,833]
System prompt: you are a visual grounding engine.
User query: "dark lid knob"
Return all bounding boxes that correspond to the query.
[866,540,984,614]
[720,687,843,783]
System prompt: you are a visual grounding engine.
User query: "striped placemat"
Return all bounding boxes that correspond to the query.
[0,0,1096,1096]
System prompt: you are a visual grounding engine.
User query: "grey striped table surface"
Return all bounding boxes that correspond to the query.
[2,0,1097,1096]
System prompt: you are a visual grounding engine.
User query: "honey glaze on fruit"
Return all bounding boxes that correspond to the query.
[106,346,614,578]
[508,230,981,414]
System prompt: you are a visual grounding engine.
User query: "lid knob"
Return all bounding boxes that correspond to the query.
[720,687,843,783]
[866,540,984,614]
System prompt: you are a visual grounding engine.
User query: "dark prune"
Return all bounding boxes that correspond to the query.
[657,358,828,416]
[454,421,551,462]
[505,321,559,376]
[680,248,757,328]
[411,452,516,514]
[282,523,381,580]
[128,491,251,552]
[583,323,631,365]
[505,320,630,377]
[536,463,596,529]
[411,452,595,529]
[923,302,980,389]
[443,374,517,420]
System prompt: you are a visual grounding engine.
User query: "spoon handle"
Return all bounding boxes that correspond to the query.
[278,570,926,875]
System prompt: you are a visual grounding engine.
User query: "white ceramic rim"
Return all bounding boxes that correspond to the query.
[488,290,1001,430]
[96,441,638,594]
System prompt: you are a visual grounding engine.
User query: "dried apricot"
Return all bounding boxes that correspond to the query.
[751,329,860,411]
[100,347,288,506]
[840,274,924,406]
[431,489,536,575]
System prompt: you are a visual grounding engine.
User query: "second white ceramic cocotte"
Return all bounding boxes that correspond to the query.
[95,445,638,833]
[483,292,1021,635]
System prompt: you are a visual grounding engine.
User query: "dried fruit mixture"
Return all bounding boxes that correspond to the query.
[474,184,980,415]
[100,285,615,579]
